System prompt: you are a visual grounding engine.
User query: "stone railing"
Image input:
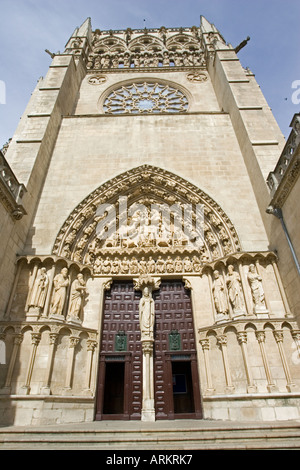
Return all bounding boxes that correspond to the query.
[0,149,26,219]
[267,113,300,200]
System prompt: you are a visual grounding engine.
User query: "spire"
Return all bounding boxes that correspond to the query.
[77,17,92,41]
[65,18,93,49]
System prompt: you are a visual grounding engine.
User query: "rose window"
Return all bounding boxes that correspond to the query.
[103,82,189,114]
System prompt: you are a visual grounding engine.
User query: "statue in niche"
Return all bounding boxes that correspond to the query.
[130,257,139,274]
[139,257,147,274]
[67,274,88,323]
[50,267,70,317]
[120,257,130,274]
[102,257,112,274]
[28,267,49,312]
[111,257,120,274]
[156,256,165,273]
[147,256,156,274]
[183,256,193,273]
[175,256,183,272]
[166,256,174,273]
[247,264,266,312]
[139,286,155,341]
[212,270,228,317]
[226,265,245,313]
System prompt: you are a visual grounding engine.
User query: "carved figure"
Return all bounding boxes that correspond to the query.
[212,270,228,315]
[67,274,87,322]
[29,267,49,311]
[226,265,245,313]
[247,264,266,310]
[50,268,69,316]
[139,286,155,341]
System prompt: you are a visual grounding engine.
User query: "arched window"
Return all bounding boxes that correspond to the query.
[103,81,189,114]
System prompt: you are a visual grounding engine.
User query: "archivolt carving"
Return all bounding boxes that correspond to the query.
[52,165,241,275]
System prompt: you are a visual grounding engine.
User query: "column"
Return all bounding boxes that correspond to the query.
[237,331,257,393]
[238,261,252,316]
[200,338,215,395]
[43,264,56,318]
[40,332,59,395]
[64,336,80,392]
[0,334,23,394]
[256,330,277,392]
[20,332,41,395]
[216,334,235,393]
[141,340,155,422]
[84,339,97,395]
[134,275,160,422]
[273,330,297,392]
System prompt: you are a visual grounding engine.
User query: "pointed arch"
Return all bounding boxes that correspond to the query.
[52,165,241,274]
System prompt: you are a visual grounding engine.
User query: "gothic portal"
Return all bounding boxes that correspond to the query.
[0,17,300,427]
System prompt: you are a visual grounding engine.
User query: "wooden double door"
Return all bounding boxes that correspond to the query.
[95,280,202,420]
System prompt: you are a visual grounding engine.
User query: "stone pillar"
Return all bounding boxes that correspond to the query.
[216,334,235,394]
[43,264,56,318]
[134,274,160,421]
[256,330,277,392]
[200,338,215,395]
[237,331,257,393]
[273,330,297,392]
[40,332,59,395]
[20,332,41,395]
[64,336,80,392]
[0,333,23,394]
[141,340,155,422]
[84,339,97,395]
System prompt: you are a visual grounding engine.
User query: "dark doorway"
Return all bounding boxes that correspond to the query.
[172,361,195,414]
[103,362,125,415]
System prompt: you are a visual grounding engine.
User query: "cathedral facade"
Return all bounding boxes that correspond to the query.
[0,17,300,426]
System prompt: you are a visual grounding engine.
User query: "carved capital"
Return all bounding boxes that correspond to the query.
[200,338,210,350]
[237,331,247,344]
[256,330,266,343]
[134,274,161,292]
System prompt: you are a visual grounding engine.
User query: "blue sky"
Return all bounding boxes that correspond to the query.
[0,0,299,146]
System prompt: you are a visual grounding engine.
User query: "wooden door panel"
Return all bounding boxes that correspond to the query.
[96,281,142,420]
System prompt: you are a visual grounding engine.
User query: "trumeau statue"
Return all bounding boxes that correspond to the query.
[50,268,69,317]
[139,286,155,341]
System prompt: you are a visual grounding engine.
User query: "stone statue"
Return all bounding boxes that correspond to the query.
[28,267,49,311]
[247,264,266,311]
[226,265,245,313]
[139,286,155,341]
[50,267,69,316]
[212,270,228,316]
[67,274,87,322]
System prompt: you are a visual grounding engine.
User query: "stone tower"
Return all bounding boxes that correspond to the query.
[0,17,300,426]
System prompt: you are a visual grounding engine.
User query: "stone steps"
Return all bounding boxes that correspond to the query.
[1,420,300,450]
